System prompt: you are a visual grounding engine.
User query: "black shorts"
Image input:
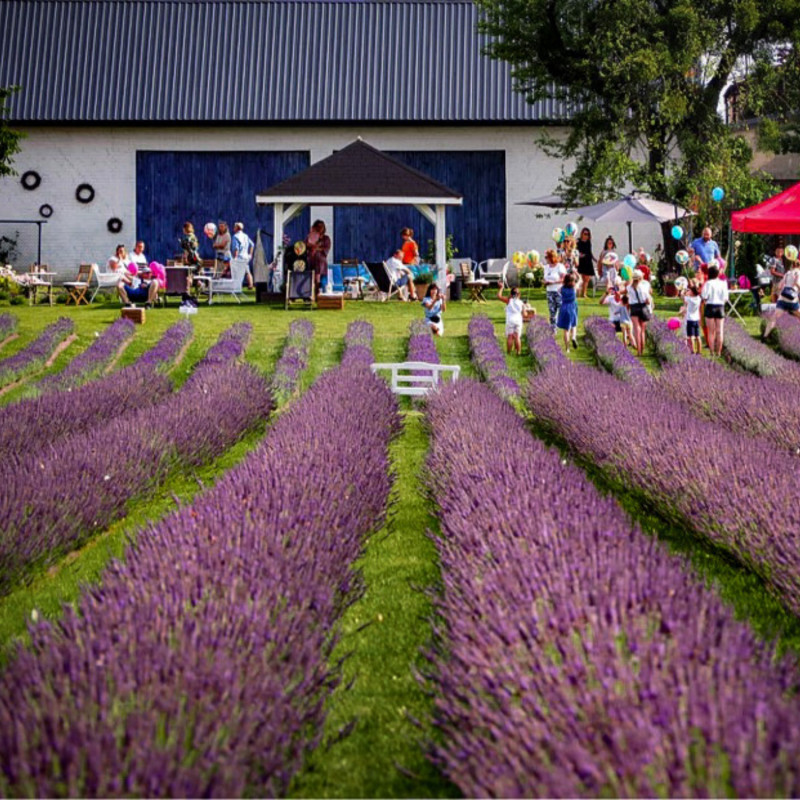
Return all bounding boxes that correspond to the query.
[686,320,700,337]
[704,304,724,319]
[629,302,645,319]
[613,321,622,332]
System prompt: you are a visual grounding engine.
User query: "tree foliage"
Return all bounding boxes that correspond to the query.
[0,86,23,178]
[474,0,798,214]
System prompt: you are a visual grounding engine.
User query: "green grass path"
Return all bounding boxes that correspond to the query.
[290,411,458,799]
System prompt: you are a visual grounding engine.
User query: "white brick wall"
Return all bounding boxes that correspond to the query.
[0,125,663,279]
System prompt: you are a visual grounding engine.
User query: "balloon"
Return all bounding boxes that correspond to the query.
[671,225,683,240]
[786,244,799,262]
[667,317,681,331]
[527,249,540,267]
[623,254,636,269]
[675,249,689,266]
[602,251,619,266]
[203,222,217,238]
[564,222,578,238]
[512,250,526,267]
[674,276,688,292]
[711,186,725,202]
[551,227,565,243]
[738,275,751,289]
[620,266,632,281]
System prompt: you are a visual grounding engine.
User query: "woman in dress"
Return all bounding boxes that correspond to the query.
[306,219,331,295]
[421,284,446,336]
[576,227,596,298]
[556,272,579,351]
[628,269,654,356]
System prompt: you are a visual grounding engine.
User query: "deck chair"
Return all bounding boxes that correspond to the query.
[162,265,190,305]
[25,264,55,306]
[63,263,92,305]
[364,261,398,301]
[285,268,315,309]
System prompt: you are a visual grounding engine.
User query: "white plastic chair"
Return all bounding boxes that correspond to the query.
[203,258,248,304]
[477,258,508,285]
[90,263,123,302]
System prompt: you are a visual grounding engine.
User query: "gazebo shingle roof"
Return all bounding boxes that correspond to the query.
[256,140,462,204]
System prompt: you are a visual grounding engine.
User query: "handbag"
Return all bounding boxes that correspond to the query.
[780,286,798,302]
[632,286,652,321]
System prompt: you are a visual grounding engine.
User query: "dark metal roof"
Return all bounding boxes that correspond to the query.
[256,138,462,203]
[0,0,572,123]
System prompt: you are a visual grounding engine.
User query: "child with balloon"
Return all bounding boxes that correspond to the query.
[679,278,702,354]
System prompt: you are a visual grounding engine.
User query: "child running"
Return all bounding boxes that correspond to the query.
[681,279,702,354]
[497,285,534,354]
[557,273,579,350]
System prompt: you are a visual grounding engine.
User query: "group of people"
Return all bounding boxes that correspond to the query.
[180,220,255,289]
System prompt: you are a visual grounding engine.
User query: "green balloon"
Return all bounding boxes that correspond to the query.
[620,266,632,281]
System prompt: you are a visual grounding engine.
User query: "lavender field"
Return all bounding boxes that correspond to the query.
[1,303,800,798]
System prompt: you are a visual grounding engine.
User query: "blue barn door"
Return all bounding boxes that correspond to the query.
[136,151,310,264]
[333,151,506,264]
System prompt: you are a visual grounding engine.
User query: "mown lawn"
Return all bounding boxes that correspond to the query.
[0,292,775,797]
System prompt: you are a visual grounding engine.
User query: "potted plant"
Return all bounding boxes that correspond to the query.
[413,268,434,298]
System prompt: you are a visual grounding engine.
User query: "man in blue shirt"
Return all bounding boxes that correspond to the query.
[691,227,721,265]
[231,222,255,288]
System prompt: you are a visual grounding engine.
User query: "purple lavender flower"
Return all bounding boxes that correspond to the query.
[0,317,74,387]
[33,318,135,394]
[584,316,651,384]
[136,319,193,371]
[647,318,689,365]
[341,320,374,369]
[0,312,18,339]
[270,319,314,401]
[0,363,399,797]
[425,378,800,798]
[467,314,519,397]
[526,316,568,372]
[769,313,800,363]
[723,319,800,382]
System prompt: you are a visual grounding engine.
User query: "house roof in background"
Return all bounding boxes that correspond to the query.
[256,138,463,203]
[0,0,572,124]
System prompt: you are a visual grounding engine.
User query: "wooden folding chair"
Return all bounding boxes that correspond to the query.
[63,263,93,305]
[460,261,488,303]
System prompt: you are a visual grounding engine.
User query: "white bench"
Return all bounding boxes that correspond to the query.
[370,361,461,396]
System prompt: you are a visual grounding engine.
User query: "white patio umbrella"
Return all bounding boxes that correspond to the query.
[570,194,694,252]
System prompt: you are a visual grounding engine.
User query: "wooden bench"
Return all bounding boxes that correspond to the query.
[370,361,460,396]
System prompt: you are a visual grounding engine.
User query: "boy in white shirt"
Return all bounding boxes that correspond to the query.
[680,279,703,354]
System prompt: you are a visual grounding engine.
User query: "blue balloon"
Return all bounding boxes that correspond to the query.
[623,254,637,269]
[712,186,725,202]
[671,225,684,240]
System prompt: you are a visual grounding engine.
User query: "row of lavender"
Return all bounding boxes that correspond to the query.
[424,377,800,797]
[0,323,268,596]
[0,322,398,797]
[270,319,315,401]
[525,315,800,617]
[645,319,800,455]
[0,312,18,340]
[0,320,192,464]
[0,317,74,388]
[466,314,519,398]
[31,317,135,395]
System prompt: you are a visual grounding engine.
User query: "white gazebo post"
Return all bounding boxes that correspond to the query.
[435,204,447,291]
[273,203,284,279]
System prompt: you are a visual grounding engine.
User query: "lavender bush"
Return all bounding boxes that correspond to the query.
[408,319,439,366]
[771,313,800,362]
[194,321,251,368]
[32,318,135,395]
[646,319,689,365]
[341,319,374,368]
[0,359,272,595]
[136,319,193,370]
[270,319,314,401]
[425,378,800,798]
[526,315,568,372]
[0,317,74,388]
[0,364,398,797]
[584,316,651,384]
[656,356,800,455]
[0,312,18,339]
[467,314,519,398]
[525,358,800,617]
[723,319,800,382]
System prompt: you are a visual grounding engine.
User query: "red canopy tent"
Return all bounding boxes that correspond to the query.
[731,182,800,234]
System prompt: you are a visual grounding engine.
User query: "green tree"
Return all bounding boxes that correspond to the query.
[0,85,23,178]
[474,0,796,215]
